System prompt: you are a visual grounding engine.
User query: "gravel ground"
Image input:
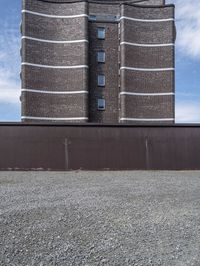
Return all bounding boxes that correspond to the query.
[0,171,200,266]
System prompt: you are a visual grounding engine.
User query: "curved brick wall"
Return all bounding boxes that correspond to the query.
[21,93,88,121]
[89,3,120,16]
[120,95,174,118]
[38,0,164,4]
[22,67,88,91]
[21,0,174,124]
[120,4,175,124]
[120,71,174,94]
[21,0,89,122]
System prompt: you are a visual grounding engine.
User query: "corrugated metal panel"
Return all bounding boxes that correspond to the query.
[0,123,200,170]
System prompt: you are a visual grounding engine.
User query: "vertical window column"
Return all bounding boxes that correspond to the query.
[97,27,106,111]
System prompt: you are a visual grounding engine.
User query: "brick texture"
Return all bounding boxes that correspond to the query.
[22,66,88,91]
[120,70,174,94]
[21,92,88,118]
[22,0,89,121]
[120,4,175,124]
[23,40,87,66]
[89,22,119,123]
[21,0,175,124]
[120,95,174,119]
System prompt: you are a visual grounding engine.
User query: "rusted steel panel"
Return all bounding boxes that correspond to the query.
[0,123,200,170]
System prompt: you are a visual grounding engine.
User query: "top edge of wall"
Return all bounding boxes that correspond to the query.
[32,0,174,8]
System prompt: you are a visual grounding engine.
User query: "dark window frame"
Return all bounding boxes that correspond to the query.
[97,99,106,111]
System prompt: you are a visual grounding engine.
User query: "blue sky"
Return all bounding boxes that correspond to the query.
[0,0,200,122]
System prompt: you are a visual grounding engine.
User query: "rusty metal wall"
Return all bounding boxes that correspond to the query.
[0,123,200,170]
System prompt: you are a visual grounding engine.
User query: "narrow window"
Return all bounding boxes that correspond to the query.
[98,74,105,87]
[97,51,105,63]
[97,27,105,39]
[98,99,106,110]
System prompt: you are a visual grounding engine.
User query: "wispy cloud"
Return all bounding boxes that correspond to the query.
[176,101,200,123]
[166,0,200,123]
[0,71,20,104]
[168,0,200,58]
[0,11,21,108]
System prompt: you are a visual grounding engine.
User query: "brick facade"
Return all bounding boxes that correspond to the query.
[21,0,175,124]
[21,0,89,122]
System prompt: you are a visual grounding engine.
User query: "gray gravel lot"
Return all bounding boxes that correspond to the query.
[0,171,200,266]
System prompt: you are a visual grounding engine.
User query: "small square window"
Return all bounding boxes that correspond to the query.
[97,51,105,63]
[98,99,105,110]
[97,27,105,39]
[98,74,105,86]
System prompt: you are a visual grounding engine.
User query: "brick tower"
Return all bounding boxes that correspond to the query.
[21,0,175,123]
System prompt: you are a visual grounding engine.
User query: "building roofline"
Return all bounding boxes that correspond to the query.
[36,0,174,8]
[0,123,198,128]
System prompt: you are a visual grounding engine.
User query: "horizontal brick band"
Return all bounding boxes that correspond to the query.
[22,89,88,94]
[23,15,88,40]
[22,11,174,22]
[88,2,119,16]
[23,1,88,17]
[121,20,174,44]
[121,4,174,20]
[120,45,174,69]
[120,70,174,93]
[22,36,88,44]
[120,67,174,72]
[22,9,88,18]
[120,92,174,96]
[120,41,174,47]
[22,39,88,66]
[22,63,88,69]
[21,66,88,91]
[120,16,174,22]
[21,92,88,118]
[120,94,174,119]
[21,116,88,121]
[120,118,174,122]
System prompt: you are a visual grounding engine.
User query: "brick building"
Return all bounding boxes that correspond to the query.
[21,0,175,123]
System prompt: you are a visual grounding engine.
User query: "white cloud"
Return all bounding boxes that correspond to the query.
[0,13,21,105]
[0,71,20,104]
[176,101,200,123]
[168,0,200,58]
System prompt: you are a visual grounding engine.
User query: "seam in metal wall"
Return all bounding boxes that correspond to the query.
[0,124,199,171]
